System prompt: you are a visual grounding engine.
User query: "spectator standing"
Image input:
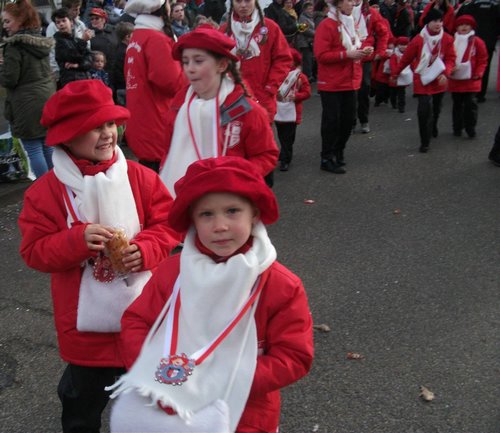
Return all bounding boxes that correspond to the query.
[0,0,56,179]
[296,1,316,81]
[264,0,299,44]
[123,0,187,172]
[90,50,111,86]
[380,0,397,28]
[392,0,412,36]
[52,8,93,88]
[112,21,134,106]
[448,15,488,138]
[171,3,191,37]
[88,8,118,80]
[46,0,88,39]
[455,0,500,103]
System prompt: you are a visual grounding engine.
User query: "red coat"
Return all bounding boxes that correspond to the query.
[277,70,312,124]
[314,17,363,92]
[419,3,455,34]
[125,29,187,162]
[18,162,180,367]
[120,254,314,433]
[220,18,292,123]
[361,7,390,62]
[163,84,279,177]
[394,31,456,95]
[448,35,488,93]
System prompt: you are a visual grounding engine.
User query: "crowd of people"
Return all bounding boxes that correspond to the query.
[0,0,499,431]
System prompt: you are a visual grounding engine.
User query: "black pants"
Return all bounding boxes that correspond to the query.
[375,82,390,106]
[417,93,444,146]
[478,46,494,100]
[276,121,297,164]
[390,86,406,111]
[355,62,372,124]
[451,92,478,135]
[58,364,125,433]
[300,47,314,81]
[320,90,356,160]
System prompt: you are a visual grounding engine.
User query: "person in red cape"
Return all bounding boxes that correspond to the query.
[18,80,180,433]
[108,156,314,433]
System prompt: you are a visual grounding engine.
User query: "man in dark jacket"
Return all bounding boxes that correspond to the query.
[456,0,500,102]
[265,0,298,42]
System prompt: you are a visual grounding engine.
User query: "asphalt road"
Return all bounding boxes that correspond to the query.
[0,67,499,432]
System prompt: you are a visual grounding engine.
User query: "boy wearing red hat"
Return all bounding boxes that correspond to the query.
[448,14,488,138]
[275,48,312,171]
[18,80,180,433]
[107,156,313,433]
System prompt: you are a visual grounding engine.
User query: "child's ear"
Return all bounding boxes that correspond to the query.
[252,207,261,225]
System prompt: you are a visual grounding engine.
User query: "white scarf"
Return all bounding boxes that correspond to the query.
[415,25,443,74]
[454,30,474,64]
[328,6,361,51]
[108,222,277,432]
[352,3,368,42]
[134,14,165,31]
[159,77,235,198]
[230,9,261,59]
[53,146,151,332]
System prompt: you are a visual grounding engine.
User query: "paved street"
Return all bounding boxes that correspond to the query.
[0,66,499,432]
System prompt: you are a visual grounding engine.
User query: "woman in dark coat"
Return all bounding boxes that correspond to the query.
[0,0,56,178]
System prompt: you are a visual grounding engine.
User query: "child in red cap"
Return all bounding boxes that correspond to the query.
[274,48,312,172]
[448,15,488,138]
[159,26,279,197]
[18,79,180,433]
[108,156,314,433]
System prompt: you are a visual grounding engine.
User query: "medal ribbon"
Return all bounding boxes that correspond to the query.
[60,182,81,223]
[187,92,222,160]
[163,277,262,366]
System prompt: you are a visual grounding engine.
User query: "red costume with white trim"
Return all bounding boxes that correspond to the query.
[448,34,488,93]
[18,161,179,367]
[162,84,279,177]
[120,253,314,432]
[125,29,187,162]
[220,18,292,123]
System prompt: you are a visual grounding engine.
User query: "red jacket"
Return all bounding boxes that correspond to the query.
[120,254,314,433]
[276,70,312,124]
[163,84,279,177]
[394,30,456,95]
[220,18,292,123]
[314,17,362,92]
[361,6,390,62]
[125,29,187,162]
[419,3,455,34]
[18,162,180,367]
[448,35,488,93]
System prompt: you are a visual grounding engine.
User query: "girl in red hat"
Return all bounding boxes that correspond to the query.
[220,0,292,124]
[18,79,180,433]
[448,15,488,138]
[159,26,279,197]
[108,156,313,433]
[391,8,456,153]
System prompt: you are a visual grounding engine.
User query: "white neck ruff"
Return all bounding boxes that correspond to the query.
[454,30,474,64]
[328,6,361,51]
[230,10,261,59]
[159,77,235,198]
[416,26,444,73]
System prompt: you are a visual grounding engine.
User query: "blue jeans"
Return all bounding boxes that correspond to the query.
[20,137,53,178]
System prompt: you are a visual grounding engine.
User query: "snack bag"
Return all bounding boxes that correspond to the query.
[105,228,130,274]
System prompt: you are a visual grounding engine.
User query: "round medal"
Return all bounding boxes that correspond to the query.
[155,354,195,386]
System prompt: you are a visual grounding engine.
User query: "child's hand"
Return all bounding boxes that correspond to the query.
[437,74,447,86]
[84,224,114,251]
[64,62,79,69]
[121,243,143,273]
[347,50,366,60]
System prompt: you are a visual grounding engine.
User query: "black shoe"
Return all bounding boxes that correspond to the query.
[321,159,346,174]
[453,130,462,137]
[432,126,438,138]
[465,129,476,138]
[419,144,429,153]
[279,161,289,171]
[335,150,345,166]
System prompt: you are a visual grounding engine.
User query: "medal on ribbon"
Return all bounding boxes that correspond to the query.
[155,354,195,386]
